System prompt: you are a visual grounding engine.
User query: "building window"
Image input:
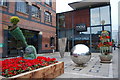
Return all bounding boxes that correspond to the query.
[0,0,8,6]
[90,6,110,26]
[45,0,52,6]
[16,0,29,14]
[90,8,100,26]
[31,5,41,18]
[45,11,51,22]
[58,14,65,27]
[50,37,55,47]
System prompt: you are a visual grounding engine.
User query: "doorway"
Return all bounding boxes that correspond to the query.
[7,29,39,57]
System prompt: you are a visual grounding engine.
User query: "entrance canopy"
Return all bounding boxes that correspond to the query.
[68,0,110,10]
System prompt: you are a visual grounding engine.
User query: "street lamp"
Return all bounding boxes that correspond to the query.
[101,20,105,31]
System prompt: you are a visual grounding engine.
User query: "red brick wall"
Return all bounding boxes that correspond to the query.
[0,1,56,55]
[0,6,7,12]
[52,2,56,11]
[0,8,4,57]
[73,9,90,27]
[0,23,3,56]
[8,2,15,14]
[63,9,90,29]
[65,12,72,29]
[42,32,56,50]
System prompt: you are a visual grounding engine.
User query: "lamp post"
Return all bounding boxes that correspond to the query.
[72,12,74,48]
[101,20,105,31]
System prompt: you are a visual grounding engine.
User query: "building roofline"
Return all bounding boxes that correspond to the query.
[57,3,110,14]
[68,0,110,10]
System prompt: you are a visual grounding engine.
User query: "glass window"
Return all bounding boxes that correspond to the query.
[90,8,100,26]
[91,27,102,34]
[16,0,28,14]
[0,0,8,6]
[58,14,65,27]
[31,5,41,18]
[104,26,111,37]
[59,30,65,38]
[50,37,55,47]
[90,5,110,26]
[45,11,51,22]
[80,27,90,34]
[100,6,110,25]
[45,0,52,6]
[104,26,111,32]
[66,29,72,39]
[91,27,102,52]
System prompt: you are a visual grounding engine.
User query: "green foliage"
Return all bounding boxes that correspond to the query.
[98,31,112,54]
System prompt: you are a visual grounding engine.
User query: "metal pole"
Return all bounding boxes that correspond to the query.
[72,12,74,48]
[57,14,60,51]
[90,26,92,53]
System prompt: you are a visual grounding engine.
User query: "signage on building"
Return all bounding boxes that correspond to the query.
[74,34,90,40]
[74,37,89,40]
[76,24,87,32]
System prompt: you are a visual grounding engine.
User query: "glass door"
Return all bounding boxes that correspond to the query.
[91,27,102,52]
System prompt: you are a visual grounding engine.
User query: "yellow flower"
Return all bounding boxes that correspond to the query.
[10,16,20,25]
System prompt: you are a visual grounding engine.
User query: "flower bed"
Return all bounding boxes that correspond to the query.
[1,56,64,78]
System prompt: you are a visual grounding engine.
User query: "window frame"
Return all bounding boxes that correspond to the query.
[45,0,52,7]
[50,37,55,47]
[0,0,8,7]
[44,11,52,23]
[90,5,111,26]
[59,14,65,27]
[16,0,29,14]
[31,5,41,19]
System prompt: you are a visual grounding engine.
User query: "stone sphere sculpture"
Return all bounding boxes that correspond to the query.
[70,44,91,65]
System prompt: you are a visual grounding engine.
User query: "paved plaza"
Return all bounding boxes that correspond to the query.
[0,48,119,79]
[37,48,119,78]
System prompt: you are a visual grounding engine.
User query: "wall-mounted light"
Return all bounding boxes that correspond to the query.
[39,32,43,35]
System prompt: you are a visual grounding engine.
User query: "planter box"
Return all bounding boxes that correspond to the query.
[1,62,64,80]
[99,54,112,63]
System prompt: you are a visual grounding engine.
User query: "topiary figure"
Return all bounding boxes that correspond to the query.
[24,45,37,59]
[8,16,37,59]
[98,31,112,54]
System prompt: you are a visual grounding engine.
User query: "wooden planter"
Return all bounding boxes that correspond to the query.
[1,62,64,80]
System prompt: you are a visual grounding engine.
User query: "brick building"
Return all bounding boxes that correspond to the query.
[0,0,56,57]
[57,0,112,52]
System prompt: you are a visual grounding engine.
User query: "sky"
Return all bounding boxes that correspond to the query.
[56,0,120,31]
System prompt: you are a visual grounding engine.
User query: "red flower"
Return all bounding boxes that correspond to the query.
[2,73,5,76]
[106,36,110,39]
[51,58,56,61]
[108,42,112,46]
[98,43,103,47]
[100,36,103,40]
[1,56,58,77]
[8,72,13,75]
[9,67,15,71]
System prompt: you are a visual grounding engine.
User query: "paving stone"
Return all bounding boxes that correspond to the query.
[36,51,118,78]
